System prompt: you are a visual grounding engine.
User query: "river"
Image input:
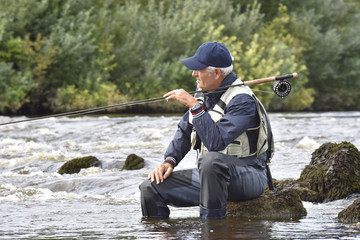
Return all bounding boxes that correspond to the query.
[1,112,360,239]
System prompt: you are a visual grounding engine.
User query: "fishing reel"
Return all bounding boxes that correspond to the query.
[273,80,292,97]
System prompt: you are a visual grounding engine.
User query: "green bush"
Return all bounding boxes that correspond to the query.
[0,0,359,114]
[50,81,127,113]
[0,62,33,113]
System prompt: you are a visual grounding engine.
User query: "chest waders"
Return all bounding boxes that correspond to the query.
[189,79,275,190]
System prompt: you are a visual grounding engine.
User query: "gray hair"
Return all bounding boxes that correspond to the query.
[206,64,233,77]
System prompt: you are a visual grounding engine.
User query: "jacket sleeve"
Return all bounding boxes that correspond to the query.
[163,111,193,167]
[191,94,259,151]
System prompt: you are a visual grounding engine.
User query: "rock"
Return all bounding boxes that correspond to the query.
[226,141,360,220]
[338,197,360,223]
[226,180,307,220]
[298,142,360,202]
[58,156,102,174]
[274,179,321,202]
[123,153,144,170]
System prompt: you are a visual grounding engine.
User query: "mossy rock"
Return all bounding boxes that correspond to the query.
[338,197,360,223]
[226,182,307,220]
[226,141,360,220]
[275,179,321,202]
[58,156,102,174]
[298,141,360,202]
[123,153,144,170]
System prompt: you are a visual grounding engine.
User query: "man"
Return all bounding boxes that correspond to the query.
[139,42,273,219]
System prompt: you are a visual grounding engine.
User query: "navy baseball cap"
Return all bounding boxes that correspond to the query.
[182,42,232,70]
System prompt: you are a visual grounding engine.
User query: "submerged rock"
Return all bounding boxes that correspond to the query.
[298,142,360,202]
[338,197,360,224]
[226,182,307,220]
[123,153,144,170]
[58,156,102,174]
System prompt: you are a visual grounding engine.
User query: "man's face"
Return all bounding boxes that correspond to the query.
[192,68,222,90]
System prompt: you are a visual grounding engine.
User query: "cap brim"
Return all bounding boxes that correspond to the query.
[182,56,208,70]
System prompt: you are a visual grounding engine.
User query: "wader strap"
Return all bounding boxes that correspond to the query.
[266,164,274,190]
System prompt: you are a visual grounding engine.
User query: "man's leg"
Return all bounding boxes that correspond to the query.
[226,153,268,202]
[198,152,268,219]
[139,168,200,218]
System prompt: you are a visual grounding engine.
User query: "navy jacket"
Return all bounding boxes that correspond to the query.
[164,72,259,167]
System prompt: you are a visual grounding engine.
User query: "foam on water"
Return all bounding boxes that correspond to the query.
[32,128,58,136]
[274,142,287,151]
[79,166,104,175]
[0,137,52,153]
[296,136,321,149]
[92,140,164,150]
[0,183,109,202]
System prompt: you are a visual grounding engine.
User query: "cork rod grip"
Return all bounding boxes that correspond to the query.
[244,73,298,86]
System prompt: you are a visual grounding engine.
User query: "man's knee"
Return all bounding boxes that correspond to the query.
[139,179,155,198]
[198,152,226,171]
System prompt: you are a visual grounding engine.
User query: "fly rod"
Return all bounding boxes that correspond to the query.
[0,73,297,126]
[202,72,297,97]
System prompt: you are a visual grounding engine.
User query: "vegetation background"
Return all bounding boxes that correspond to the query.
[0,0,359,115]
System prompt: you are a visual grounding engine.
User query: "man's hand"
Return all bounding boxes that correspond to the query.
[148,163,173,184]
[163,89,198,108]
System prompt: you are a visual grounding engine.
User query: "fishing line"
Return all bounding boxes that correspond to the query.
[249,89,273,94]
[0,73,297,126]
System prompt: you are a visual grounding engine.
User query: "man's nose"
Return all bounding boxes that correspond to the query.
[192,70,198,77]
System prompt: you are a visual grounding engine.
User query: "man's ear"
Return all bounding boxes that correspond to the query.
[215,68,222,78]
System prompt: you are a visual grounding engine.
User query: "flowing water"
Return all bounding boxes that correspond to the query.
[1,112,360,239]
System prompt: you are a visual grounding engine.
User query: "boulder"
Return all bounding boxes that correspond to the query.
[58,156,102,174]
[226,180,307,220]
[123,153,145,170]
[226,141,360,220]
[274,179,320,202]
[298,142,360,202]
[338,197,360,224]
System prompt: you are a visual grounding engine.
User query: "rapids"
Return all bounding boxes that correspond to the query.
[1,112,360,239]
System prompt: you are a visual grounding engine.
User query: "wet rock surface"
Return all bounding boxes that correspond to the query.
[123,153,145,170]
[58,156,102,174]
[226,185,307,220]
[338,197,360,224]
[298,142,360,202]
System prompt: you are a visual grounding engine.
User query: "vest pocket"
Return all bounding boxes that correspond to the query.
[226,140,251,157]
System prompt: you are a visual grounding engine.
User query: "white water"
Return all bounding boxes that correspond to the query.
[1,112,360,239]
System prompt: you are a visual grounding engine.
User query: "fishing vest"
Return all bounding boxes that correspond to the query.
[189,79,273,160]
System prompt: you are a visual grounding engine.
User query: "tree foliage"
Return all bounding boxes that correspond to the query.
[0,0,359,114]
[205,5,313,111]
[282,0,360,110]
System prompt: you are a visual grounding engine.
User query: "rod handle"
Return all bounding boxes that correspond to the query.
[244,73,298,86]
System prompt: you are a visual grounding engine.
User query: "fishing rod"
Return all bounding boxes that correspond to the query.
[0,73,297,126]
[204,72,297,97]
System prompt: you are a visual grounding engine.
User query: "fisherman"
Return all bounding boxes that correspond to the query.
[139,42,273,219]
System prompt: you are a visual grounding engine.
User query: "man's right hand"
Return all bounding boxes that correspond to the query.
[148,163,173,184]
